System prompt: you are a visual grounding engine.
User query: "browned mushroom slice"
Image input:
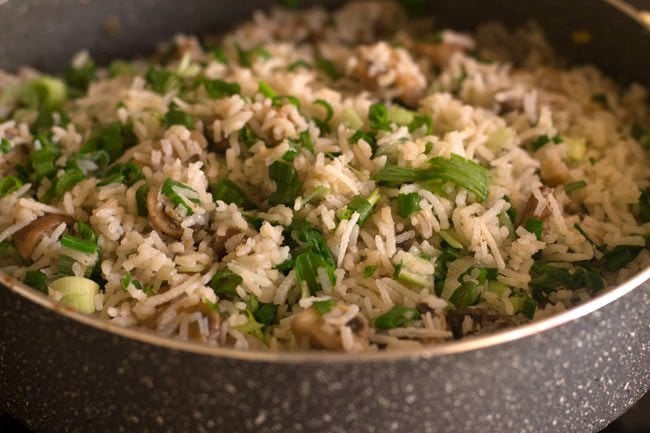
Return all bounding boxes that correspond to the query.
[13,214,75,260]
[146,187,183,238]
[291,306,369,350]
[414,42,465,66]
[188,304,222,342]
[515,186,552,227]
[446,307,515,340]
[539,155,570,187]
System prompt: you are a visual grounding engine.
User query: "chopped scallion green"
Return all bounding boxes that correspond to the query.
[363,265,378,278]
[212,178,253,209]
[339,189,380,225]
[203,79,240,99]
[161,178,201,216]
[313,299,336,315]
[209,268,243,300]
[136,184,149,217]
[145,67,181,94]
[0,176,24,197]
[24,270,48,293]
[375,305,420,329]
[396,192,421,218]
[60,234,97,254]
[268,160,302,206]
[164,109,195,129]
[524,217,544,240]
[565,180,587,193]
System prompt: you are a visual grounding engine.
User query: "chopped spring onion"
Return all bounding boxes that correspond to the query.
[235,310,265,341]
[486,280,508,296]
[0,138,11,153]
[315,57,340,80]
[374,154,490,201]
[565,180,587,193]
[363,265,378,278]
[161,178,201,216]
[529,262,574,295]
[396,192,421,218]
[272,95,301,109]
[602,245,643,272]
[67,150,110,176]
[61,234,98,254]
[524,217,544,240]
[565,136,587,161]
[339,189,380,225]
[64,58,96,94]
[164,109,195,129]
[368,102,390,131]
[449,281,480,308]
[145,67,181,94]
[203,79,240,99]
[77,221,97,244]
[0,176,24,197]
[268,160,302,206]
[30,146,58,179]
[49,276,99,314]
[236,44,271,68]
[314,99,334,123]
[295,251,336,295]
[81,122,137,162]
[211,48,228,64]
[287,130,314,156]
[288,60,312,71]
[258,81,277,99]
[639,188,650,223]
[573,223,599,249]
[339,108,364,130]
[408,114,433,135]
[108,60,133,77]
[574,266,606,293]
[393,252,433,287]
[591,93,608,106]
[136,184,149,217]
[24,270,48,293]
[485,127,514,150]
[350,130,377,151]
[302,186,329,206]
[313,299,336,315]
[239,125,259,146]
[254,303,278,326]
[212,178,253,209]
[439,230,463,249]
[510,291,537,319]
[209,268,243,300]
[375,306,421,329]
[504,195,517,224]
[97,162,144,187]
[20,76,67,110]
[52,168,84,199]
[631,124,650,149]
[387,106,415,126]
[440,256,475,300]
[531,134,561,151]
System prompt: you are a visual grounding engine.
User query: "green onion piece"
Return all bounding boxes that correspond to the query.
[30,146,58,179]
[510,291,537,319]
[350,130,377,152]
[449,281,480,308]
[363,265,378,278]
[375,305,421,329]
[529,262,575,296]
[573,223,599,251]
[209,268,243,300]
[136,184,149,217]
[67,150,110,176]
[287,219,336,267]
[203,79,240,99]
[314,99,334,123]
[288,59,311,71]
[24,270,48,293]
[639,188,650,223]
[64,59,96,95]
[368,102,390,131]
[61,234,97,254]
[161,178,201,216]
[565,180,587,193]
[294,251,336,295]
[0,176,24,198]
[164,109,195,129]
[315,58,340,80]
[313,299,336,315]
[396,192,421,218]
[297,130,314,154]
[531,134,561,151]
[238,125,259,146]
[76,221,97,244]
[212,178,253,209]
[487,280,508,296]
[524,217,544,240]
[20,76,67,110]
[258,81,277,99]
[302,186,329,206]
[339,108,364,130]
[565,136,587,161]
[573,266,606,293]
[97,162,144,187]
[254,303,278,326]
[339,189,380,225]
[120,271,132,290]
[408,114,433,135]
[235,310,265,341]
[372,166,431,184]
[108,60,133,77]
[387,106,415,126]
[272,95,301,109]
[52,168,84,199]
[80,122,137,162]
[236,44,271,68]
[504,196,517,224]
[439,230,464,249]
[602,245,643,272]
[211,48,228,64]
[591,93,608,106]
[145,67,181,94]
[268,160,302,206]
[0,138,11,154]
[49,276,98,313]
[631,124,650,149]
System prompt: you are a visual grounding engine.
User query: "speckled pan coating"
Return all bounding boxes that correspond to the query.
[0,1,649,432]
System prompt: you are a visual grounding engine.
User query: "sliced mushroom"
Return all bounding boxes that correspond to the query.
[188,304,222,342]
[146,186,183,238]
[291,306,369,351]
[446,307,515,340]
[13,214,75,260]
[414,42,465,67]
[539,154,570,187]
[515,185,552,227]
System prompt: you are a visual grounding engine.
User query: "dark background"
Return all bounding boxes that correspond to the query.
[1,0,649,431]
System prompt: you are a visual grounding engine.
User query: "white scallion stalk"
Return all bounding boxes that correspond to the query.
[441,256,475,300]
[339,108,363,130]
[439,230,464,249]
[49,276,99,314]
[387,106,414,126]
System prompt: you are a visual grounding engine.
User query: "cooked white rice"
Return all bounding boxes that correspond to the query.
[0,1,649,352]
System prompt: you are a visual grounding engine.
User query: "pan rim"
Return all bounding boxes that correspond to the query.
[3,267,649,363]
[1,0,649,364]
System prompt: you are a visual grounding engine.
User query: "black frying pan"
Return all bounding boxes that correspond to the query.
[0,1,649,432]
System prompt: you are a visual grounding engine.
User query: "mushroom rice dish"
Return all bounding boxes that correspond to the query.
[0,1,649,352]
